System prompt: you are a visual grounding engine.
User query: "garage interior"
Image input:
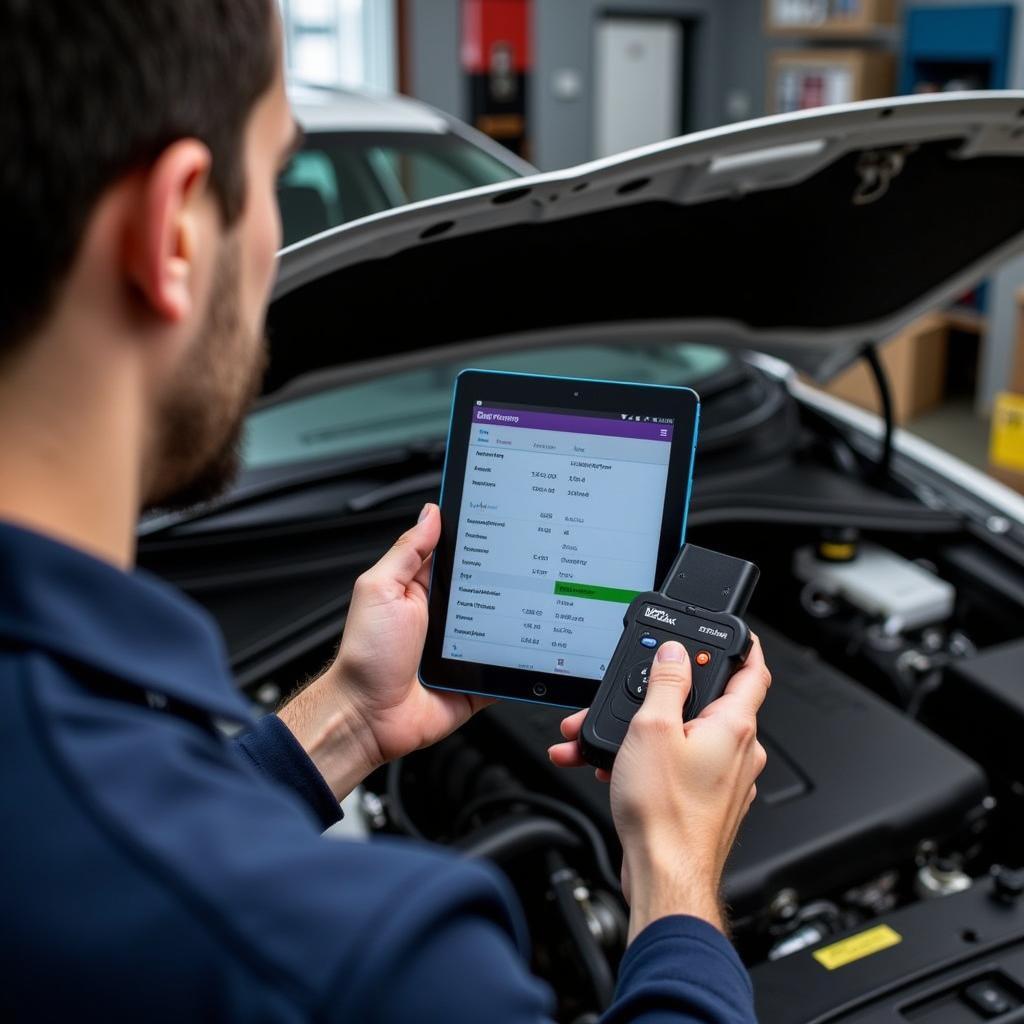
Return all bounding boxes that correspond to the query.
[280,0,1024,487]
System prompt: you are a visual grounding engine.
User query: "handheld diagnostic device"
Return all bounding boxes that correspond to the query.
[580,543,759,770]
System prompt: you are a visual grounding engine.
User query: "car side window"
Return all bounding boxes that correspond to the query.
[278,151,342,246]
[366,143,518,204]
[278,130,520,246]
[278,145,393,245]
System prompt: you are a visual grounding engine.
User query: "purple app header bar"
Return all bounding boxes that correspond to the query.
[473,406,674,442]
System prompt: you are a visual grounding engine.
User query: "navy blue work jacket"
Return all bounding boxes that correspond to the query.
[0,520,755,1022]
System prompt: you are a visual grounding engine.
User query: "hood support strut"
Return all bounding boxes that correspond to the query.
[862,342,894,480]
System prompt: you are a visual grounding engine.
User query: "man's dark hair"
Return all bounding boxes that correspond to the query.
[0,0,277,351]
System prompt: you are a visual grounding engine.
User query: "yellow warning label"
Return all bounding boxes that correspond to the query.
[990,391,1024,472]
[812,925,902,970]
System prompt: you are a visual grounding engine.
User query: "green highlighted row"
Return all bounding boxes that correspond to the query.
[553,581,641,604]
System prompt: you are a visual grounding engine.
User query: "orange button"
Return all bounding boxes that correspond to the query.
[695,651,711,666]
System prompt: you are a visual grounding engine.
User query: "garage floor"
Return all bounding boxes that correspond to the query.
[907,398,991,472]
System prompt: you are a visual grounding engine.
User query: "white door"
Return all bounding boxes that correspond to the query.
[594,17,684,159]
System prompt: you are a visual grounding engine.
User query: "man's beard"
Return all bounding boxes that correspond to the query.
[144,241,268,513]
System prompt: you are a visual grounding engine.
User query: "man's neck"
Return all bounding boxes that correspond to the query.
[0,328,143,570]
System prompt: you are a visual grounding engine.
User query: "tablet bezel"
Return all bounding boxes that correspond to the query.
[420,369,700,710]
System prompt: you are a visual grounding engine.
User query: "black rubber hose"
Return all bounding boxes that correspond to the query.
[862,342,894,479]
[454,790,622,895]
[454,815,580,862]
[385,759,425,840]
[547,851,616,1012]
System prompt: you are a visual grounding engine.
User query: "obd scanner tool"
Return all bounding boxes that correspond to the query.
[580,544,760,770]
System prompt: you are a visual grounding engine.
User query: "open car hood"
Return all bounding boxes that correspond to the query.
[267,93,1024,391]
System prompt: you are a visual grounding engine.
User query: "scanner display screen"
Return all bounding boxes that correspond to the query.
[443,403,674,680]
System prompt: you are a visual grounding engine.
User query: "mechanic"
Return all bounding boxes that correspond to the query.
[0,3,770,1021]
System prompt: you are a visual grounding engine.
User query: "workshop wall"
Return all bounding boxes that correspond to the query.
[405,0,739,170]
[720,0,771,123]
[407,0,467,122]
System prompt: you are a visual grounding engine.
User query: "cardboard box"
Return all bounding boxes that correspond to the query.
[824,312,950,425]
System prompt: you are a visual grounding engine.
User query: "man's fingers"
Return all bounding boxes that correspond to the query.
[720,634,771,716]
[637,641,692,722]
[548,739,587,768]
[548,710,590,766]
[359,504,441,597]
[559,708,588,740]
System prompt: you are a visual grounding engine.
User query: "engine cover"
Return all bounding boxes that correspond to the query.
[472,622,987,917]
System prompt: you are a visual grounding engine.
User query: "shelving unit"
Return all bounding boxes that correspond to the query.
[769,48,896,112]
[765,0,897,39]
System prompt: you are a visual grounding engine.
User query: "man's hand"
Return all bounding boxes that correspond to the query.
[279,504,491,799]
[548,637,770,939]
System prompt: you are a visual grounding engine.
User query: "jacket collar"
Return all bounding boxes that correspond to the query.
[0,520,253,723]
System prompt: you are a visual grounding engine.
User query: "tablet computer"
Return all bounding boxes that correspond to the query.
[420,369,700,709]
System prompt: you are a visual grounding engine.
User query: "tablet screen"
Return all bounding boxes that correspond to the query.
[443,402,675,680]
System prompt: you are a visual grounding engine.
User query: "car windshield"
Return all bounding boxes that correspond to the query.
[243,343,730,472]
[277,130,521,246]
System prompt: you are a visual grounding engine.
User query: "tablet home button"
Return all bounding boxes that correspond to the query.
[533,683,547,697]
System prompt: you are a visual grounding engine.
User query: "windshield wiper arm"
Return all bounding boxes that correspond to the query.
[346,470,443,513]
[139,439,445,537]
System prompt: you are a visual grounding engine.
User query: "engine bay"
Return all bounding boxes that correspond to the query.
[139,354,1024,1023]
[354,516,1024,1021]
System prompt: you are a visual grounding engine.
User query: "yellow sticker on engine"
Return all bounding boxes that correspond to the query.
[990,391,1024,472]
[812,925,902,970]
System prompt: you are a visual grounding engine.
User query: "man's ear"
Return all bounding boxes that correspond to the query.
[123,139,214,324]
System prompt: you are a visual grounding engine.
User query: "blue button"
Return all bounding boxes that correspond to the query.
[640,636,658,648]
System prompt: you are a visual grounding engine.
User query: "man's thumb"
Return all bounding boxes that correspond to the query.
[640,641,692,719]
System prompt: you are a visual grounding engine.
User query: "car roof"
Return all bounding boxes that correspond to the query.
[288,84,450,135]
